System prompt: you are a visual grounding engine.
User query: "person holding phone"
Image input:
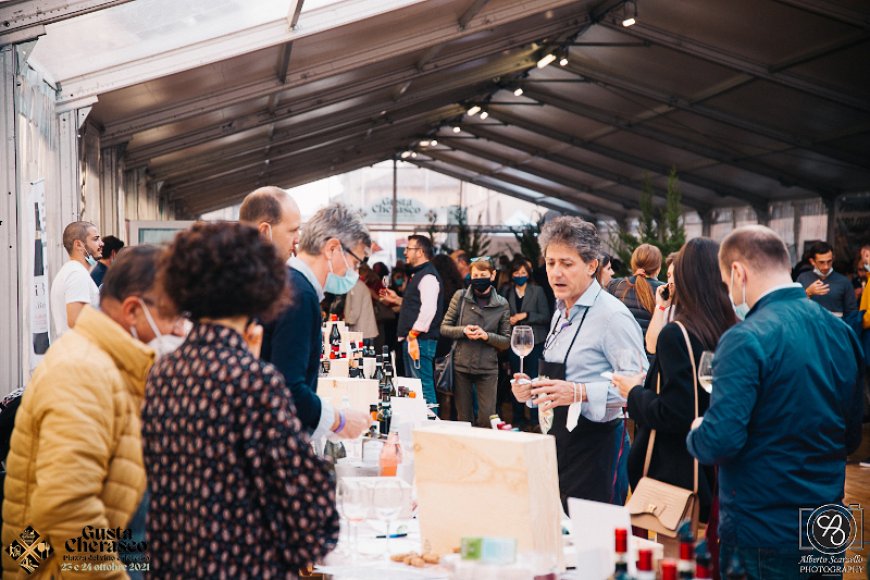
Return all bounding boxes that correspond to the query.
[645,252,678,355]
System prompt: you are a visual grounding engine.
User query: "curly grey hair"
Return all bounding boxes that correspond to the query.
[538,216,600,263]
[298,202,372,255]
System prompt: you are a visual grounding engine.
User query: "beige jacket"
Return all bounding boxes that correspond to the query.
[2,306,153,579]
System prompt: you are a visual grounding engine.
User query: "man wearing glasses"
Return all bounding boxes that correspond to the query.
[381,235,443,405]
[242,194,371,441]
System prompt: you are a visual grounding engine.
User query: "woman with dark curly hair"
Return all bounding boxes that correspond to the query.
[142,221,339,579]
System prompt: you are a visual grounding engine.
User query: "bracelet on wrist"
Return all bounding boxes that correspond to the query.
[334,411,346,434]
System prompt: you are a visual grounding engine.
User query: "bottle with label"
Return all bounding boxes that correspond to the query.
[693,539,712,580]
[329,316,342,350]
[378,430,402,476]
[635,548,655,580]
[612,527,629,577]
[32,204,50,355]
[378,399,392,435]
[385,367,397,397]
[661,559,678,580]
[372,354,385,382]
[677,520,695,580]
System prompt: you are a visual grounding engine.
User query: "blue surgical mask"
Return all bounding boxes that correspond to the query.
[729,268,750,321]
[85,252,98,268]
[324,247,359,295]
[513,276,528,286]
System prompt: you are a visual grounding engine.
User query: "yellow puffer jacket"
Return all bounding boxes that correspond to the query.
[860,272,870,329]
[2,306,153,579]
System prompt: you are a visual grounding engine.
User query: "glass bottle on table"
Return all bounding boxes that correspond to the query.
[378,430,402,476]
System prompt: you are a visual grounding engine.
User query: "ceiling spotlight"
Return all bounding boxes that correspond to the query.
[430,139,438,146]
[467,105,482,116]
[480,111,489,120]
[400,151,411,159]
[559,57,569,66]
[513,87,524,96]
[411,152,418,158]
[622,0,637,27]
[537,53,557,69]
[420,140,431,147]
[453,125,461,133]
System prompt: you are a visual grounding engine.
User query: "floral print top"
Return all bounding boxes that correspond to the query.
[142,322,338,578]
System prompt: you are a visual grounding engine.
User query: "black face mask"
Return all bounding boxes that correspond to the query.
[470,278,493,294]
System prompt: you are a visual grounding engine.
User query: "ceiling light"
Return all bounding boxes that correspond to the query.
[400,151,411,159]
[467,105,481,116]
[420,140,431,147]
[559,57,569,66]
[430,139,438,146]
[513,88,524,96]
[622,0,637,27]
[480,111,489,120]
[453,126,461,133]
[537,53,557,69]
[411,152,418,158]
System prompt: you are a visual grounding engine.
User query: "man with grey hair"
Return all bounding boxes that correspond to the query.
[511,216,645,506]
[50,221,103,336]
[261,202,372,440]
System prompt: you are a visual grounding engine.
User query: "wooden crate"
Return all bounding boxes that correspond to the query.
[413,425,564,570]
[316,377,378,415]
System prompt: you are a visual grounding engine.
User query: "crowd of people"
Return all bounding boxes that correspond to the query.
[1,183,867,579]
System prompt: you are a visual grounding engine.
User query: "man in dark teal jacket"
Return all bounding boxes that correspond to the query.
[687,225,864,579]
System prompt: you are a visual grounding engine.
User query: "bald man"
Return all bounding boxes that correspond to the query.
[239,186,301,261]
[50,221,103,335]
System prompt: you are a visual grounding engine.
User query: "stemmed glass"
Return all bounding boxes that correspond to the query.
[371,478,405,558]
[698,351,714,394]
[511,325,535,375]
[337,480,371,564]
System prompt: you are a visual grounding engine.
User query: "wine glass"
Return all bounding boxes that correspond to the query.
[511,325,535,375]
[613,348,643,375]
[371,478,405,558]
[337,480,371,564]
[698,351,714,394]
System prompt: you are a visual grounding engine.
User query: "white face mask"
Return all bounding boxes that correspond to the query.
[813,267,829,279]
[133,298,186,360]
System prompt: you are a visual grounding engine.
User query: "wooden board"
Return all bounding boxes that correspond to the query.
[413,425,564,570]
[317,377,379,415]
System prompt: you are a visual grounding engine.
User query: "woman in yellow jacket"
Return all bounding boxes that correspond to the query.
[2,246,180,579]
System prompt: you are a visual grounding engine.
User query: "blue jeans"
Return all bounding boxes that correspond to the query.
[403,338,437,405]
[126,489,149,579]
[720,544,842,579]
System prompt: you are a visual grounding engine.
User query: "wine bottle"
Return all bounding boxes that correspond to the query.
[635,548,655,580]
[32,204,50,355]
[329,318,342,349]
[613,528,628,576]
[677,520,695,580]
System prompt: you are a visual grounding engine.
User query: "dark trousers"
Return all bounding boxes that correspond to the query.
[454,370,498,428]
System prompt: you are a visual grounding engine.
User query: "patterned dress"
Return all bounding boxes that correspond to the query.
[142,323,338,578]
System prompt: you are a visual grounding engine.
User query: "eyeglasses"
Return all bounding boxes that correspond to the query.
[341,244,368,270]
[405,246,421,253]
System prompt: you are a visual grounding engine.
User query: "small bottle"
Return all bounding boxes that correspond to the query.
[661,559,678,580]
[489,414,502,430]
[372,354,385,382]
[693,539,712,580]
[677,520,695,579]
[378,430,402,476]
[636,548,655,580]
[613,528,629,576]
[378,399,392,435]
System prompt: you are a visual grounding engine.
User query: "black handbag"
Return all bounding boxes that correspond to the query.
[434,293,466,395]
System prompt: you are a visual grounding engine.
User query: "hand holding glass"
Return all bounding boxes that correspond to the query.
[511,326,534,375]
[698,351,714,393]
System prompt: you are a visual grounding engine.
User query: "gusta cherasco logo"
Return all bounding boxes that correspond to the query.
[6,525,53,574]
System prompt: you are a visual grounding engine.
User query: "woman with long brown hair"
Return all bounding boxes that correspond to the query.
[613,238,737,552]
[609,244,664,338]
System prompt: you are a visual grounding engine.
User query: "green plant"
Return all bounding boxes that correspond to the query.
[610,168,685,280]
[452,206,490,258]
[511,214,544,266]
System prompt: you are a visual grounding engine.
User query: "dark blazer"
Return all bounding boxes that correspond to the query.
[440,288,510,373]
[261,267,323,432]
[502,283,550,345]
[627,322,714,523]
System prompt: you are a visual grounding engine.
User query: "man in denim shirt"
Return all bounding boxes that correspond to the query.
[688,226,864,578]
